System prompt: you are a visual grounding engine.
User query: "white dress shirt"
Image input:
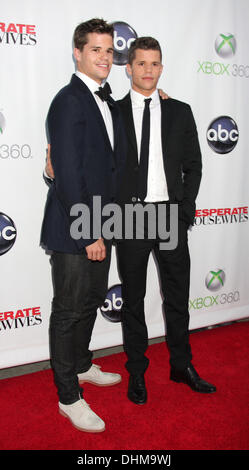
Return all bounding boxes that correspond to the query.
[130,88,169,202]
[75,71,114,150]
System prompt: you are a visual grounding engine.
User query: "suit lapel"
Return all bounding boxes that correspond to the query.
[160,97,177,197]
[71,74,115,153]
[86,91,115,153]
[160,96,172,158]
[108,96,120,154]
[119,93,138,161]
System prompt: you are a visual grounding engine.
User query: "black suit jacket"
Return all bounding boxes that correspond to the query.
[117,92,202,225]
[40,74,126,253]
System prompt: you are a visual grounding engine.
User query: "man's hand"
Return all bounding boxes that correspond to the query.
[85,238,106,261]
[158,89,169,100]
[46,143,55,179]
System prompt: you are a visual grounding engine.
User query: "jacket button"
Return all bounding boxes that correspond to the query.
[132,197,137,202]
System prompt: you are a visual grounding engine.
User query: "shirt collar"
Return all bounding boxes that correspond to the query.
[130,88,160,107]
[75,71,103,94]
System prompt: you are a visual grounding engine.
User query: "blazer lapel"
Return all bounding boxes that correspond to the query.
[71,74,115,153]
[160,96,172,158]
[86,92,115,152]
[119,93,138,161]
[107,96,120,154]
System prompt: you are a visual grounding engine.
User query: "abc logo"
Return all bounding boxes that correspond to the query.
[215,33,236,58]
[0,212,17,255]
[205,269,225,292]
[112,22,137,65]
[100,284,123,322]
[207,116,239,154]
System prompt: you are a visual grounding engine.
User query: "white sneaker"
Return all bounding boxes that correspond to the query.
[59,398,105,433]
[78,364,122,387]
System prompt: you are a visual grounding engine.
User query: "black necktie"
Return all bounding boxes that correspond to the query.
[138,98,151,201]
[95,82,112,102]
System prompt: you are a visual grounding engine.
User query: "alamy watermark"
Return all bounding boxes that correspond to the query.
[70,196,179,250]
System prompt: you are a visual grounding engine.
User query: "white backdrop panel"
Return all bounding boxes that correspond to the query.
[0,0,248,368]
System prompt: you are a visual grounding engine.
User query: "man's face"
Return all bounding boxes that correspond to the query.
[74,32,114,84]
[127,48,163,96]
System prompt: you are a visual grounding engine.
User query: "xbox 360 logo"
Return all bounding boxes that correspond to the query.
[111,21,137,65]
[215,33,236,58]
[0,111,6,135]
[205,270,225,291]
[100,284,123,322]
[207,116,239,154]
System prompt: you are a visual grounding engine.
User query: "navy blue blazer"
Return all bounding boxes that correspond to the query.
[40,74,126,253]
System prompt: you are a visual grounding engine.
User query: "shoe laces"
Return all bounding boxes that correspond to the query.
[91,364,102,375]
[79,398,91,410]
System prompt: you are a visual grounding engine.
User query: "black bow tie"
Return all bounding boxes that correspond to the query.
[95,82,112,102]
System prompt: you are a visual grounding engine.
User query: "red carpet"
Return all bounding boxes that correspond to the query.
[0,321,248,450]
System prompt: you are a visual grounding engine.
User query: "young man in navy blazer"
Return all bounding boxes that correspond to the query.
[41,19,126,432]
[116,37,216,404]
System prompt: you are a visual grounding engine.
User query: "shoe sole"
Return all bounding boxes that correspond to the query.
[78,377,122,387]
[127,393,147,405]
[59,409,105,433]
[170,376,216,393]
[128,398,147,405]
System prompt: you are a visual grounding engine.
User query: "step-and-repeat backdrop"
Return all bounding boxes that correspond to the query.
[1,0,248,368]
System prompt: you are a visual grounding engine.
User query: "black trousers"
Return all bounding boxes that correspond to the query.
[49,241,111,405]
[116,217,192,375]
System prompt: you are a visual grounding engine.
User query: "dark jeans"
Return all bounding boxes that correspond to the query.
[116,218,192,375]
[49,241,111,405]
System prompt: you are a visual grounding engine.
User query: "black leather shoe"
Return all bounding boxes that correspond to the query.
[128,374,147,404]
[170,364,216,393]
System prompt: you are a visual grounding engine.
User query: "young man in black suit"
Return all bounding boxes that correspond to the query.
[116,37,216,404]
[41,19,126,432]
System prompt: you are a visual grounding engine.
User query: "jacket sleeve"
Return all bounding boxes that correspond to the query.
[47,92,95,248]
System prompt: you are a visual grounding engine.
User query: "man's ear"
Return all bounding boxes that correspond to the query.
[126,63,132,77]
[73,47,80,62]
